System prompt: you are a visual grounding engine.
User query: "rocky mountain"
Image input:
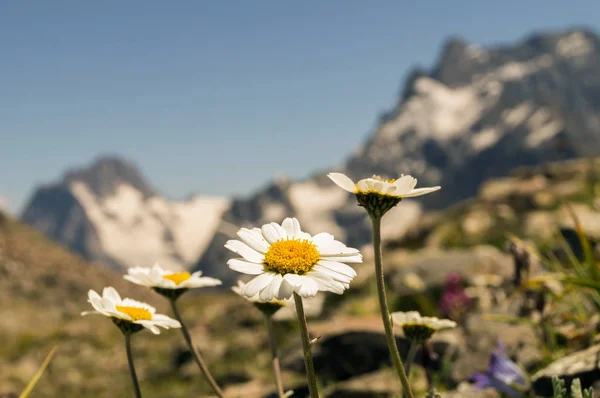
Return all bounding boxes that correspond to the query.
[194,28,600,283]
[21,28,600,282]
[21,156,229,271]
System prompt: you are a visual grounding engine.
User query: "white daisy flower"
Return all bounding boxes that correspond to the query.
[391,311,456,341]
[225,217,362,300]
[328,172,441,198]
[328,172,441,217]
[124,263,222,290]
[82,286,181,335]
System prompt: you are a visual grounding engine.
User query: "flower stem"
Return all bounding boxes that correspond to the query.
[402,341,419,398]
[371,215,414,398]
[293,292,319,398]
[124,333,142,398]
[265,314,286,398]
[170,299,224,398]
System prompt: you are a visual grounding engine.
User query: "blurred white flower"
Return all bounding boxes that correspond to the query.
[82,287,180,334]
[391,311,456,341]
[328,173,440,199]
[124,263,222,290]
[403,272,426,292]
[225,217,362,300]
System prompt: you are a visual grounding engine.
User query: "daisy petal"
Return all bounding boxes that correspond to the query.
[327,172,356,193]
[296,276,319,298]
[224,239,265,263]
[311,232,334,246]
[309,272,345,294]
[259,274,284,301]
[244,273,276,297]
[228,259,264,275]
[401,186,441,198]
[317,260,357,277]
[102,286,121,303]
[262,223,286,244]
[282,217,302,238]
[237,228,270,253]
[277,279,295,300]
[283,273,305,287]
[392,175,416,195]
[319,254,363,263]
[313,265,353,284]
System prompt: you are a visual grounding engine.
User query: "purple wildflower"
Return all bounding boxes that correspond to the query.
[438,272,472,321]
[471,341,527,397]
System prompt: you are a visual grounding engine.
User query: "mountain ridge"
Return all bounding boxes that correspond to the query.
[22,156,229,271]
[20,27,600,282]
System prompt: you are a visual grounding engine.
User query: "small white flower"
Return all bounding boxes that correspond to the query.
[82,286,181,334]
[391,311,456,341]
[225,217,362,300]
[403,272,426,292]
[328,172,441,199]
[124,263,222,290]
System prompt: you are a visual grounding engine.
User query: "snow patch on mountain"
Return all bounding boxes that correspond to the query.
[471,128,501,151]
[502,103,533,128]
[493,55,553,81]
[557,31,593,58]
[380,77,501,143]
[71,182,229,271]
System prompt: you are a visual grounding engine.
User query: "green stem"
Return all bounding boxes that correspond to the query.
[403,341,419,398]
[125,333,142,398]
[293,292,319,398]
[371,215,414,398]
[170,299,225,398]
[265,314,286,398]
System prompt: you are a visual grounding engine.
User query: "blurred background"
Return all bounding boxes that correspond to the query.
[3,1,600,397]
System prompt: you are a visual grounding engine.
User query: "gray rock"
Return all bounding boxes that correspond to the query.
[387,246,514,295]
[532,344,600,396]
[282,321,458,384]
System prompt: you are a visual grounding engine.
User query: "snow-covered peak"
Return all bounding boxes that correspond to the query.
[63,155,156,199]
[22,156,231,272]
[556,31,594,58]
[68,182,229,271]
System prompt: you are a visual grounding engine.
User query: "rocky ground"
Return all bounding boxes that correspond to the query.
[3,157,600,397]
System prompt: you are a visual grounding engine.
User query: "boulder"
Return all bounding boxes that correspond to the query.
[282,316,457,384]
[532,344,600,396]
[387,246,514,295]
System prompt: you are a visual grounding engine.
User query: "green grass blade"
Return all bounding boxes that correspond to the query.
[19,345,58,398]
[565,204,598,279]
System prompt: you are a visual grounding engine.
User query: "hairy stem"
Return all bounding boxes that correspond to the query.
[403,341,419,398]
[170,299,225,398]
[265,314,286,398]
[371,215,414,398]
[294,292,319,398]
[125,333,142,398]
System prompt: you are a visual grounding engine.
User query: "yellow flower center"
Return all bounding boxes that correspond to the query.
[163,272,192,285]
[264,238,321,275]
[116,306,152,321]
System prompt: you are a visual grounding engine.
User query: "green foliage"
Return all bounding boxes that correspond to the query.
[552,375,567,398]
[552,376,594,398]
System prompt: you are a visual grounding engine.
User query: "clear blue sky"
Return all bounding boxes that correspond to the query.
[1,1,599,214]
